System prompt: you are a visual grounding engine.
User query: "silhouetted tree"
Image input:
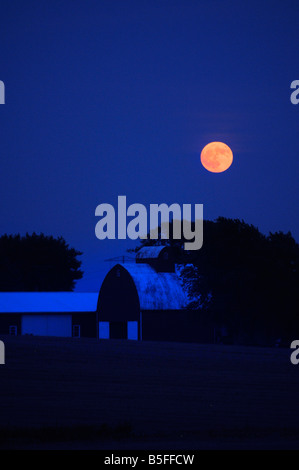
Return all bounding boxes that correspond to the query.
[0,233,83,291]
[131,218,299,346]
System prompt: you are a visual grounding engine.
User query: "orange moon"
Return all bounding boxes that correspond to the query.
[200,142,233,173]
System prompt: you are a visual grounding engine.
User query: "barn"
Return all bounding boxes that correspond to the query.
[98,246,213,343]
[0,246,214,343]
[0,292,98,338]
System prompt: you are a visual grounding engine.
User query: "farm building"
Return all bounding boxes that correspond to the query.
[0,246,214,343]
[0,293,98,338]
[98,246,213,342]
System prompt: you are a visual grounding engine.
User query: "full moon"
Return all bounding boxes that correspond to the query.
[200,142,233,173]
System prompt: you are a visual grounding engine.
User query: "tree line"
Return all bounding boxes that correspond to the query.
[0,233,83,291]
[132,217,299,346]
[1,219,298,346]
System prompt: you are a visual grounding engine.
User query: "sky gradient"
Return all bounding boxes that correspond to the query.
[0,0,298,290]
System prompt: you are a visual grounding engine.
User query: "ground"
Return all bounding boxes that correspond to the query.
[0,335,298,449]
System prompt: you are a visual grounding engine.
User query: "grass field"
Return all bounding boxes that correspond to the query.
[0,335,299,449]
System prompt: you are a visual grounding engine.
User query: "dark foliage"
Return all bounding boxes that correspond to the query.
[0,233,83,291]
[132,217,299,345]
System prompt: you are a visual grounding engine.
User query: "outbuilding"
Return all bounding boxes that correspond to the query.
[0,292,98,338]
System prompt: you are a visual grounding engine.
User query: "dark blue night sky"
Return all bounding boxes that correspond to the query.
[0,0,298,290]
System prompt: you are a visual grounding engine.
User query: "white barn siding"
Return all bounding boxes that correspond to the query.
[127,321,138,340]
[99,321,110,339]
[22,314,72,337]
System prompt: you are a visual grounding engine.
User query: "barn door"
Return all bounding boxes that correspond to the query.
[127,321,138,340]
[109,322,127,339]
[99,321,110,339]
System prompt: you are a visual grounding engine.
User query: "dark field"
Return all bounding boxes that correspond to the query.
[0,335,299,449]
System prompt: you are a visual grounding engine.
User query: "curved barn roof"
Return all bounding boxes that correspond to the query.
[118,263,187,310]
[135,245,167,260]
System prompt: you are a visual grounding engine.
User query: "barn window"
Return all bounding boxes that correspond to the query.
[72,325,81,338]
[116,269,121,278]
[9,325,17,336]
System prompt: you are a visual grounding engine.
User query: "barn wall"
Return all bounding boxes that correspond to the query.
[0,314,22,335]
[0,312,98,338]
[21,314,72,337]
[72,312,97,338]
[142,310,214,343]
[99,320,139,340]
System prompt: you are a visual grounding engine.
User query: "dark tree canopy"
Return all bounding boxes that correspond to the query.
[0,233,83,291]
[132,217,299,346]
